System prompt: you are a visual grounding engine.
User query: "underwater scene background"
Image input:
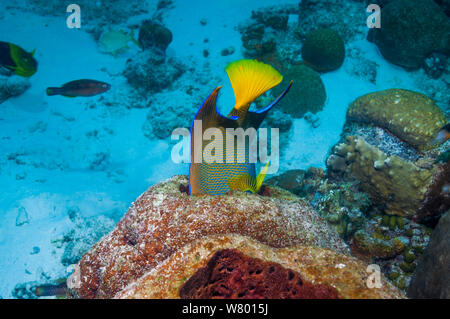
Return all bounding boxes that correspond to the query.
[0,0,448,299]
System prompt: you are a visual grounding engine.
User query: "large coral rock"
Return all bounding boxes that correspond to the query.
[272,65,326,118]
[301,28,345,73]
[327,89,449,221]
[68,175,375,298]
[367,0,450,70]
[116,234,404,299]
[408,211,450,298]
[347,89,447,151]
[138,20,173,52]
[327,135,449,222]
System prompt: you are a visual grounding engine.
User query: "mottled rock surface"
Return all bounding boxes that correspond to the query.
[327,134,449,222]
[346,89,447,151]
[367,0,450,70]
[116,234,404,299]
[408,211,450,298]
[68,175,351,298]
[327,89,449,222]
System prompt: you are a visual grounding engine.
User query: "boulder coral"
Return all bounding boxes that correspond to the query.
[301,28,345,73]
[138,20,173,52]
[67,175,403,299]
[272,65,326,118]
[346,89,447,151]
[367,0,450,70]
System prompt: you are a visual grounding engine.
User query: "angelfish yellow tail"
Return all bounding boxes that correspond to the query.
[227,162,270,194]
[225,59,283,114]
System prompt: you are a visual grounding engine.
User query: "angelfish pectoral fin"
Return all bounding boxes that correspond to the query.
[227,162,270,194]
[255,161,270,191]
[242,80,293,129]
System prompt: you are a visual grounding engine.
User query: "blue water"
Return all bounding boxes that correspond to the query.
[0,0,447,299]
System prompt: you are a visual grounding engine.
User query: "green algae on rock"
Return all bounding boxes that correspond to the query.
[301,28,345,72]
[352,229,404,259]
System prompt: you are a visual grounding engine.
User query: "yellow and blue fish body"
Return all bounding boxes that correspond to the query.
[0,41,37,77]
[189,59,292,196]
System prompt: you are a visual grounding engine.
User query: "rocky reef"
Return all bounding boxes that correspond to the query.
[138,19,173,52]
[297,0,366,42]
[123,49,185,96]
[367,0,450,71]
[408,210,450,298]
[267,168,371,240]
[141,90,198,139]
[67,175,404,299]
[327,89,449,222]
[266,170,438,293]
[51,207,116,267]
[318,88,449,292]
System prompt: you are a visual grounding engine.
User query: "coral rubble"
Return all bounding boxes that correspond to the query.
[123,49,185,95]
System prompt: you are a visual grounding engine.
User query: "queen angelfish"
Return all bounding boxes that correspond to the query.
[189,59,292,196]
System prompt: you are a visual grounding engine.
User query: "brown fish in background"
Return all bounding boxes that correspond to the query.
[46,79,111,97]
[34,281,67,298]
[433,123,450,144]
